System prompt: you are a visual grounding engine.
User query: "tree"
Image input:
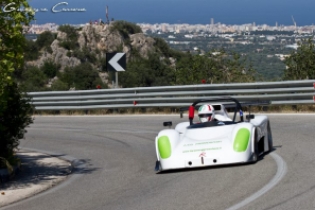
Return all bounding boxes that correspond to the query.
[0,84,33,159]
[0,1,33,93]
[41,60,60,78]
[35,31,55,53]
[24,39,40,61]
[36,31,55,49]
[284,38,315,80]
[59,63,106,90]
[119,52,176,87]
[0,0,34,162]
[20,65,48,91]
[214,51,256,83]
[174,50,256,85]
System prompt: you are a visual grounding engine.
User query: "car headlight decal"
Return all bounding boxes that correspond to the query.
[158,136,172,159]
[233,128,250,152]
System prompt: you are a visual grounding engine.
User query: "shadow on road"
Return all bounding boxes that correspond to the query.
[0,152,98,189]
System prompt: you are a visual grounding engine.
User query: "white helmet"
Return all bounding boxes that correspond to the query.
[198,104,215,122]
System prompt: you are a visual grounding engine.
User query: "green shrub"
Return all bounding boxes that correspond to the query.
[45,46,53,54]
[59,40,78,51]
[153,37,173,57]
[58,25,79,50]
[110,20,142,40]
[24,39,41,61]
[41,60,60,78]
[59,63,106,90]
[58,25,79,40]
[51,79,69,91]
[36,31,55,50]
[0,83,33,160]
[73,48,97,64]
[20,66,48,92]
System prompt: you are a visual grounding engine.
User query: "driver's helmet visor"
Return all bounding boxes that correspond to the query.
[198,113,213,118]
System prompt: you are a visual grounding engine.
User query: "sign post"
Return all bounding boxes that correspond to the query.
[106,52,126,88]
[115,72,118,88]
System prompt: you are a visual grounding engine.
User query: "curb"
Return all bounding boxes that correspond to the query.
[0,151,73,208]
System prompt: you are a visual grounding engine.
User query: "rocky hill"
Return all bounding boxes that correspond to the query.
[25,21,158,89]
[20,21,256,92]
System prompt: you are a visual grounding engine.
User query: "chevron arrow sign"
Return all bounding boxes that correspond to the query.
[106,52,126,72]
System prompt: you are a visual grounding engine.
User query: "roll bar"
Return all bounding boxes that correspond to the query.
[187,97,243,125]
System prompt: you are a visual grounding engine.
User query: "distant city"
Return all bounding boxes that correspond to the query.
[26,20,315,35]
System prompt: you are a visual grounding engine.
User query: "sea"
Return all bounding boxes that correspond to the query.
[21,0,315,26]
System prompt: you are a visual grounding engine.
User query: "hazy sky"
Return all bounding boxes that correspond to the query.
[26,0,315,25]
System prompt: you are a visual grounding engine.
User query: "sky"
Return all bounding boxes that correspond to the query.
[23,0,315,25]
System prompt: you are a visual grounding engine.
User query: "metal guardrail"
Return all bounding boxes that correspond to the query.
[27,80,315,110]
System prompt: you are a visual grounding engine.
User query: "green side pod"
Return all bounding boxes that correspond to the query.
[233,128,250,152]
[158,136,172,159]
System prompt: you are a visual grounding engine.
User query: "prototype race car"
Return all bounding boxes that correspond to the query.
[154,97,273,172]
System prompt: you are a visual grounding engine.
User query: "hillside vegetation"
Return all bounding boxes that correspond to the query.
[18,21,315,92]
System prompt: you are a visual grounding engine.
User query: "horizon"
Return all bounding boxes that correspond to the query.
[23,0,315,26]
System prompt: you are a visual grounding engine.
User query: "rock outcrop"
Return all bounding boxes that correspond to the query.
[27,22,158,86]
[129,33,155,59]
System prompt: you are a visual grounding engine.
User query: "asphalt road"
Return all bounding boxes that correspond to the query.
[2,114,315,210]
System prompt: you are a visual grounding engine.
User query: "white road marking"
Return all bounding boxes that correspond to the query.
[226,152,287,210]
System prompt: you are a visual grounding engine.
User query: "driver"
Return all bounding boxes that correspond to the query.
[198,104,215,122]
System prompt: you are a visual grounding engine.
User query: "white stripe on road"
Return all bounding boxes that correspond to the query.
[227,152,287,210]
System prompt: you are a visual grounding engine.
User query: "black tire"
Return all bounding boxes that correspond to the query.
[267,121,273,152]
[251,130,259,162]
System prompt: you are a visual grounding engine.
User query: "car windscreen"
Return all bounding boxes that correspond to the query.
[187,121,238,129]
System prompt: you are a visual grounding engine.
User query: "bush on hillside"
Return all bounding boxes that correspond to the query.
[24,39,41,61]
[41,60,61,78]
[36,31,56,50]
[58,25,79,50]
[110,20,142,39]
[59,63,106,90]
[20,66,48,92]
[58,25,79,41]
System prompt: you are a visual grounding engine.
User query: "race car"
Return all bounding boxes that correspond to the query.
[154,97,273,172]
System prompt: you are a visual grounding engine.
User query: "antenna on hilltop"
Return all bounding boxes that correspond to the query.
[106,6,109,24]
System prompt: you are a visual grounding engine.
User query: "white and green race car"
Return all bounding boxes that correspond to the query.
[154,97,273,172]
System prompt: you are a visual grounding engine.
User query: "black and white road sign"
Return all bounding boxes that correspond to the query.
[106,52,126,72]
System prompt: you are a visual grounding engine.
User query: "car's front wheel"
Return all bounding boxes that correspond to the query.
[251,130,259,162]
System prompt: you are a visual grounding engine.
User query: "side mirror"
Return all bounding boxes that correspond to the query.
[246,114,255,120]
[163,121,172,127]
